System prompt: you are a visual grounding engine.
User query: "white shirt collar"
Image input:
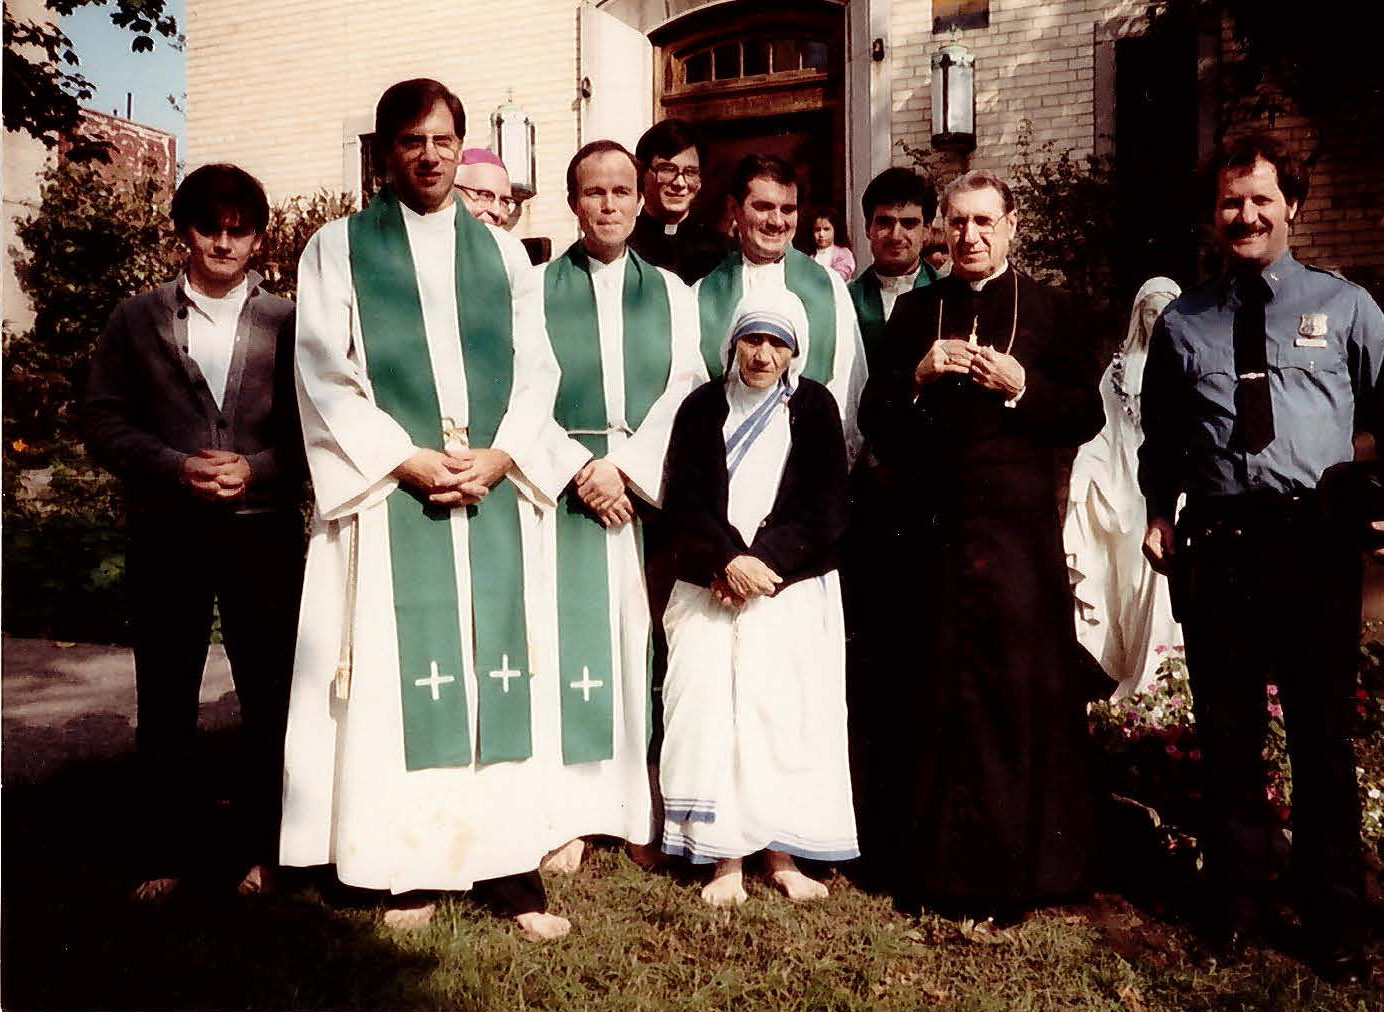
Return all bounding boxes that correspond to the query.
[400,198,457,229]
[878,265,920,293]
[182,275,249,321]
[588,249,627,280]
[967,260,1009,292]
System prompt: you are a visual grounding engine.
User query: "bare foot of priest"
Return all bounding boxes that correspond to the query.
[236,863,273,896]
[700,857,748,908]
[766,851,829,902]
[515,911,572,941]
[626,841,666,870]
[541,837,586,874]
[382,901,436,930]
[131,877,179,904]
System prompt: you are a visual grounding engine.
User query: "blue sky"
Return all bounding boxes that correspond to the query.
[63,0,187,155]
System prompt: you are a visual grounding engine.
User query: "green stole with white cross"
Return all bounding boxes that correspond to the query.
[348,186,532,771]
[697,247,836,381]
[544,243,671,764]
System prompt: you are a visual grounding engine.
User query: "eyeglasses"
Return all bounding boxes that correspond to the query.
[946,215,1002,237]
[396,133,461,159]
[651,162,701,185]
[455,184,518,215]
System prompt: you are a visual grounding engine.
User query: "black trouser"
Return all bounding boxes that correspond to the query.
[470,870,546,917]
[1174,494,1365,947]
[127,506,305,877]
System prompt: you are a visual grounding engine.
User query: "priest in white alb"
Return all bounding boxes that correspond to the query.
[694,154,867,459]
[517,140,705,873]
[280,79,570,941]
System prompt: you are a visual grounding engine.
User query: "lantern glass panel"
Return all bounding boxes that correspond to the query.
[947,63,974,134]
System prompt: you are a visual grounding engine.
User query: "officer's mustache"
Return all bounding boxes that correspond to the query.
[1224,221,1270,240]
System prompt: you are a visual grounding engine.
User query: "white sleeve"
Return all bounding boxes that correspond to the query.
[606,269,710,506]
[492,253,590,507]
[826,271,867,465]
[294,220,415,521]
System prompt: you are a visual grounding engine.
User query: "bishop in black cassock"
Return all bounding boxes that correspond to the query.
[857,171,1107,918]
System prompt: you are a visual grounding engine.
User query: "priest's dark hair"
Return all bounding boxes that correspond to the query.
[635,118,704,170]
[171,163,270,236]
[729,153,797,203]
[565,140,641,204]
[940,169,1015,217]
[373,78,466,155]
[860,166,938,224]
[1206,131,1308,209]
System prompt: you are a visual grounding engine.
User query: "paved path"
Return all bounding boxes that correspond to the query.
[1,636,237,785]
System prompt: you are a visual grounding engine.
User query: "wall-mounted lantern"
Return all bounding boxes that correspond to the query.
[930,34,976,153]
[490,92,537,200]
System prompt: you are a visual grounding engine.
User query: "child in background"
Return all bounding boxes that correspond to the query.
[807,206,856,281]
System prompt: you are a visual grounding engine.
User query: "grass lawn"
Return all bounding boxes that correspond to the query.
[3,737,1381,1012]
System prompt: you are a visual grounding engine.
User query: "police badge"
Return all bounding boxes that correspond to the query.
[1295,312,1328,348]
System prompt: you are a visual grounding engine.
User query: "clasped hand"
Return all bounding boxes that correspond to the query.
[914,339,1025,399]
[393,446,512,506]
[712,555,783,610]
[181,449,251,502]
[576,458,634,529]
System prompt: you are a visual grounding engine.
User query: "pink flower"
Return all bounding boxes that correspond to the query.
[1166,744,1180,756]
[1266,786,1276,800]
[1154,645,1168,655]
[1266,684,1279,697]
[1267,703,1284,718]
[1171,696,1185,709]
[1174,645,1186,653]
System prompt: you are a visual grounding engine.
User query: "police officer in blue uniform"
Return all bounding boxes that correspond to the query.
[1139,133,1384,981]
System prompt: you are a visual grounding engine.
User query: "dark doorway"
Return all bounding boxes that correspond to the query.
[1114,26,1200,298]
[651,1,846,245]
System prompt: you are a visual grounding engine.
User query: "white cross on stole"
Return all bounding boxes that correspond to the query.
[569,665,605,703]
[488,653,522,693]
[415,660,456,702]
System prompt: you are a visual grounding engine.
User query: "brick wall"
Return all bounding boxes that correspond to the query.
[890,0,1144,178]
[185,0,582,245]
[61,109,178,189]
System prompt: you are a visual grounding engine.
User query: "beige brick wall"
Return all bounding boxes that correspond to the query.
[185,0,582,245]
[889,0,1142,178]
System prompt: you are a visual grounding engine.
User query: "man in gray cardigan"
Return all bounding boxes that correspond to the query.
[85,163,305,901]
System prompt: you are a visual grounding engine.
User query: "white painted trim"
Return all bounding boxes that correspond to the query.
[847,0,892,271]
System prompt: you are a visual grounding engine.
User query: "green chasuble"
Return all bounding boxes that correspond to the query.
[348,187,532,770]
[848,261,938,369]
[544,243,672,764]
[697,247,837,382]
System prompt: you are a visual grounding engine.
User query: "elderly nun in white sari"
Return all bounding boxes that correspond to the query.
[1065,277,1183,699]
[658,288,858,908]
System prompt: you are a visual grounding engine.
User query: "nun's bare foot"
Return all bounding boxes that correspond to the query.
[700,857,747,908]
[766,851,828,902]
[382,901,435,930]
[515,911,571,941]
[132,877,179,904]
[627,841,665,870]
[236,863,273,896]
[541,838,585,874]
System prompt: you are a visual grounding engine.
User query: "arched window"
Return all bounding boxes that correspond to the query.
[669,34,832,94]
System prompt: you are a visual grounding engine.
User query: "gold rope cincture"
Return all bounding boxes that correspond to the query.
[934,269,1020,355]
[334,513,359,701]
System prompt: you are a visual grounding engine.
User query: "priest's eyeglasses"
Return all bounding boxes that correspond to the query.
[946,214,1001,237]
[396,133,461,159]
[456,184,519,215]
[651,162,702,185]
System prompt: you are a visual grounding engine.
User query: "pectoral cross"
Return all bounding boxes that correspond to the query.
[569,665,605,703]
[415,660,456,702]
[489,654,522,694]
[967,315,980,347]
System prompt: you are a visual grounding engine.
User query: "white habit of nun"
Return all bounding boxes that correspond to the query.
[658,292,859,865]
